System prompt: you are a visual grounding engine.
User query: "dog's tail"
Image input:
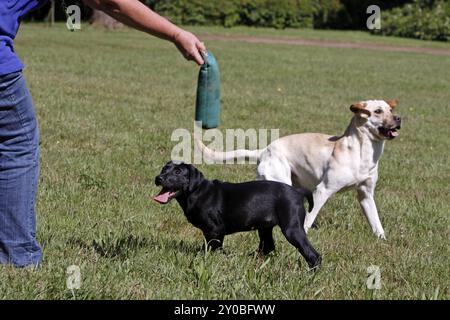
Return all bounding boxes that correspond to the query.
[195,138,264,163]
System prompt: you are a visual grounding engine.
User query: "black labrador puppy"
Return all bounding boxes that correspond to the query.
[153,161,322,269]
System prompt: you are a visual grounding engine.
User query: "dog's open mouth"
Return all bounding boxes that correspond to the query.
[378,126,400,139]
[153,188,180,204]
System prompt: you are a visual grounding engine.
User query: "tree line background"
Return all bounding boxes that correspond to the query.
[27,0,450,41]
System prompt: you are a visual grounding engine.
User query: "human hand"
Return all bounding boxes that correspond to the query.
[173,29,207,65]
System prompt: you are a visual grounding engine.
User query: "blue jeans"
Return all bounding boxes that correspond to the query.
[0,71,42,267]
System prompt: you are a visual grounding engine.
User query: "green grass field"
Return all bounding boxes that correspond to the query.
[0,23,449,299]
[191,25,450,49]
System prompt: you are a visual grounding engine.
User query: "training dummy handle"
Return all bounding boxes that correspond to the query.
[195,50,221,129]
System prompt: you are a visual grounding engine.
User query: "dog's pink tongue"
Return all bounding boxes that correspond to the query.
[389,130,399,138]
[153,191,172,204]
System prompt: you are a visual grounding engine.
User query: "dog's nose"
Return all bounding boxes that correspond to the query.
[155,176,163,185]
[394,116,402,129]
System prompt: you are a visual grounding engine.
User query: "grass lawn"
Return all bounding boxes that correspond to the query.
[0,23,448,299]
[189,25,450,50]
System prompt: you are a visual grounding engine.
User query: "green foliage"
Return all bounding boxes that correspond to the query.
[150,0,318,29]
[147,0,450,41]
[377,0,450,41]
[142,0,420,31]
[312,0,347,28]
[34,0,450,41]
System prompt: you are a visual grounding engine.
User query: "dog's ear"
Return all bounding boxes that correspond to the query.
[385,99,399,109]
[185,164,204,192]
[350,102,370,118]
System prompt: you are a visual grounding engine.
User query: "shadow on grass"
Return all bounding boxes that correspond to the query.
[66,234,203,260]
[164,238,204,255]
[67,234,151,260]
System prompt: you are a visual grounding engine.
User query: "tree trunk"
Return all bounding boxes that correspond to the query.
[90,10,123,29]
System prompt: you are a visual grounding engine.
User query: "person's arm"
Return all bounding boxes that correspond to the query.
[82,0,206,65]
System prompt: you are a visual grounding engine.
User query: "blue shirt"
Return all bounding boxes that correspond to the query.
[0,0,47,76]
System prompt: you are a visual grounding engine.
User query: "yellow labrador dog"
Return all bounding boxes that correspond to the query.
[197,100,401,239]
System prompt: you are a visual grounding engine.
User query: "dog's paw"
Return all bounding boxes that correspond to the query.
[376,233,386,240]
[307,255,322,271]
[250,248,276,260]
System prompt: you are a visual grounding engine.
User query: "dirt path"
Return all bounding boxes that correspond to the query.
[200,34,450,57]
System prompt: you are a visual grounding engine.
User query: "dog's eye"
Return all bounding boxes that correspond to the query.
[374,109,383,114]
[174,168,181,175]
